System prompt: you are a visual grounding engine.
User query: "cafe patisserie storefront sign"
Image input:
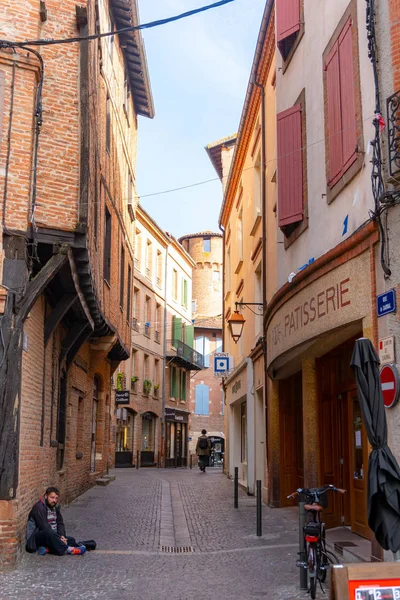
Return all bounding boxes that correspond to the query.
[267,252,371,368]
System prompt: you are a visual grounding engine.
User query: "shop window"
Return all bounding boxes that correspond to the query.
[195,384,209,415]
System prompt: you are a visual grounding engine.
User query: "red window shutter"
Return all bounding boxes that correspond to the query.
[0,71,5,148]
[277,0,300,44]
[277,104,303,228]
[338,18,357,173]
[326,42,343,186]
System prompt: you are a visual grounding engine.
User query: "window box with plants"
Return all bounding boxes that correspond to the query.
[153,383,160,397]
[131,375,139,391]
[143,379,152,396]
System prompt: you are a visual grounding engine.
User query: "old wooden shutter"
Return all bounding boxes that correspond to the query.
[172,315,182,342]
[326,42,343,186]
[277,104,303,228]
[186,325,194,349]
[180,371,186,401]
[171,366,178,398]
[277,0,300,50]
[338,18,357,173]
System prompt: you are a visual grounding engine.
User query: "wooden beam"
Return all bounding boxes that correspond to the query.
[66,324,93,370]
[60,321,92,362]
[44,293,77,346]
[16,251,68,325]
[68,250,95,329]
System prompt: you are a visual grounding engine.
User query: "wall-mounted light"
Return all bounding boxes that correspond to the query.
[227,302,263,343]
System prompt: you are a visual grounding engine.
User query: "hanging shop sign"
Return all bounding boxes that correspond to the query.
[377,289,396,317]
[380,364,400,409]
[115,390,130,404]
[165,408,189,423]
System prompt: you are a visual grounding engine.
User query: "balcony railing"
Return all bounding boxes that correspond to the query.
[166,339,203,370]
[387,90,400,177]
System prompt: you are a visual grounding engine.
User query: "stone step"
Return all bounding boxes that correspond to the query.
[96,478,110,486]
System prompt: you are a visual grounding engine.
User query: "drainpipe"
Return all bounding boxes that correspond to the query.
[254,77,269,487]
[161,245,169,466]
[218,223,228,474]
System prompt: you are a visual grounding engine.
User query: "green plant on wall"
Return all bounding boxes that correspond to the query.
[143,379,152,395]
[153,383,160,391]
[116,372,125,391]
[131,375,139,384]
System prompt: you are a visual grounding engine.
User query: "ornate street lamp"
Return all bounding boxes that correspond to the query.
[227,302,263,344]
[227,310,246,344]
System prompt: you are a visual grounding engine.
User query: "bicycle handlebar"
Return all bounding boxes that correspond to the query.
[286,484,346,500]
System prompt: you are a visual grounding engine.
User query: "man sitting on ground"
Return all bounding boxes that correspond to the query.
[26,486,86,556]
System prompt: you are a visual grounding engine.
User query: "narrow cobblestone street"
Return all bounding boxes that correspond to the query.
[0,468,318,599]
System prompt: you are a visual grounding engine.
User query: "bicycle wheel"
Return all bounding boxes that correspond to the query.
[308,544,317,599]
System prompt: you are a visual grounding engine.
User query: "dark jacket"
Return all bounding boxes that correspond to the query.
[196,435,212,456]
[26,497,66,552]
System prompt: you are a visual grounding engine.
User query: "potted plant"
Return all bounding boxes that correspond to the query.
[116,372,125,391]
[153,383,160,396]
[143,379,152,395]
[131,375,139,390]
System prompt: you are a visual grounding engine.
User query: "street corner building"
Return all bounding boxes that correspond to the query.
[0,0,153,567]
[213,0,400,563]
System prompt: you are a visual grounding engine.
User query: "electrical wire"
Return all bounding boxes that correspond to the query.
[0,0,236,49]
[67,110,378,206]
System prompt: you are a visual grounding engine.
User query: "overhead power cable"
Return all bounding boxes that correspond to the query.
[0,0,236,49]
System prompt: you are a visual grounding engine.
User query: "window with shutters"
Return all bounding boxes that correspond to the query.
[323,4,363,203]
[195,384,210,415]
[120,245,125,309]
[277,94,307,242]
[180,371,187,402]
[170,366,178,399]
[276,0,303,64]
[104,207,112,282]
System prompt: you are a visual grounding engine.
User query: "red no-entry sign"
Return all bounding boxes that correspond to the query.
[380,364,400,408]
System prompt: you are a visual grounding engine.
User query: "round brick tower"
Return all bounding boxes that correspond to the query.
[178,232,223,319]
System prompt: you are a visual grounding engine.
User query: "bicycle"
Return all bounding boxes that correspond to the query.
[287,484,346,599]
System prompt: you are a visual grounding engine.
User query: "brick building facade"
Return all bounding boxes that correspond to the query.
[0,0,153,567]
[179,233,224,463]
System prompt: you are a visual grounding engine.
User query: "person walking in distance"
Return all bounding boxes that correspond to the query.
[196,429,211,473]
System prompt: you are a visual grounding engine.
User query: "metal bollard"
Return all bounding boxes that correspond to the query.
[234,467,239,509]
[256,480,262,537]
[136,450,139,470]
[190,454,192,470]
[299,501,307,590]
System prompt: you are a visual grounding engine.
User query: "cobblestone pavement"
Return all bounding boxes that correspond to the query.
[0,468,325,600]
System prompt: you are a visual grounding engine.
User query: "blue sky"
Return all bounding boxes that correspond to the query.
[136,0,265,238]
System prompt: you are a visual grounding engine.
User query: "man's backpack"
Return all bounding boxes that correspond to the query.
[198,436,208,450]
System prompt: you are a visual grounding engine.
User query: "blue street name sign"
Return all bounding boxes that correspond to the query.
[377,289,396,317]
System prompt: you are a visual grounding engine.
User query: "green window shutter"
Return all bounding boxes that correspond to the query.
[180,371,186,401]
[171,367,178,398]
[186,325,194,349]
[172,316,182,343]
